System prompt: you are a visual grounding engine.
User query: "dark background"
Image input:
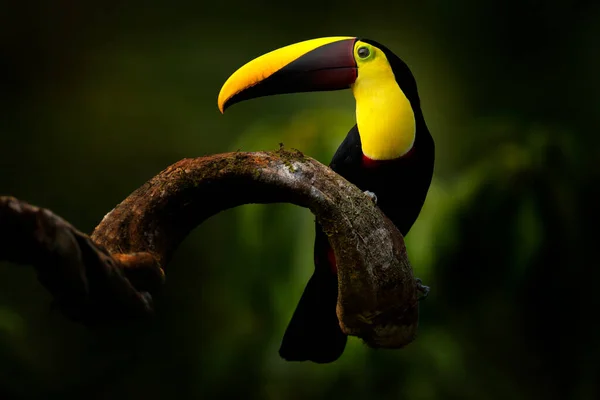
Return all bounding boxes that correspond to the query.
[1,1,599,399]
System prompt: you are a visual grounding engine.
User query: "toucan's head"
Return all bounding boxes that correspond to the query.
[217,37,423,160]
[217,37,420,114]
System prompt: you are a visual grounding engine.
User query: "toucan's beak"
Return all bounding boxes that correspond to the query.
[218,37,358,113]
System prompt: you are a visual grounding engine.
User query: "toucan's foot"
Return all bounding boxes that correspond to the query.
[415,278,430,300]
[364,190,378,205]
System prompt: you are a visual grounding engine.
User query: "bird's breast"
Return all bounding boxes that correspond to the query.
[360,146,417,169]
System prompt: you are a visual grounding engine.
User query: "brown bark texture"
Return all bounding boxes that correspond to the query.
[0,149,426,349]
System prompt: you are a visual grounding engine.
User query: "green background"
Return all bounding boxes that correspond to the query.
[1,1,599,399]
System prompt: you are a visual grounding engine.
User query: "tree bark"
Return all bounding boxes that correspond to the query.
[0,148,426,349]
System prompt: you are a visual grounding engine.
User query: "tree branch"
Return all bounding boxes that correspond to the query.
[0,149,424,349]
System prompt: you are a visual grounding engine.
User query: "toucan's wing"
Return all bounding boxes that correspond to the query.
[329,125,363,177]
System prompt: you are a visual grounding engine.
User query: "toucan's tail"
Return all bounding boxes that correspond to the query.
[279,269,347,363]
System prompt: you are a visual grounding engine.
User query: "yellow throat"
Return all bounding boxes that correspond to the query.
[351,41,416,160]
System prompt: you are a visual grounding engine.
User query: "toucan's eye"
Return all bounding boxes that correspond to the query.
[357,46,370,59]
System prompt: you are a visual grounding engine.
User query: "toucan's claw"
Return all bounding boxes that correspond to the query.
[415,278,430,300]
[364,190,378,205]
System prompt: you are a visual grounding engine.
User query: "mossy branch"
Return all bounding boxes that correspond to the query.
[0,149,424,348]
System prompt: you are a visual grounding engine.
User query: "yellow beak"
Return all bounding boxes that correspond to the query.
[217,37,358,113]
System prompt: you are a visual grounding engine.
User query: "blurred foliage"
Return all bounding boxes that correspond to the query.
[1,0,599,399]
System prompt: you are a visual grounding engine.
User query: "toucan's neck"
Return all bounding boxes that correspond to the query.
[351,72,416,161]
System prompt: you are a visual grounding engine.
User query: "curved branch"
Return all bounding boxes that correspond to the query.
[0,196,161,324]
[1,149,423,348]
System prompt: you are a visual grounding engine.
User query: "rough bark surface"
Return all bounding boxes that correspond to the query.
[0,149,424,348]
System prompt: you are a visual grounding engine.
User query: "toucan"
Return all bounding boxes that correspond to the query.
[217,37,435,363]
